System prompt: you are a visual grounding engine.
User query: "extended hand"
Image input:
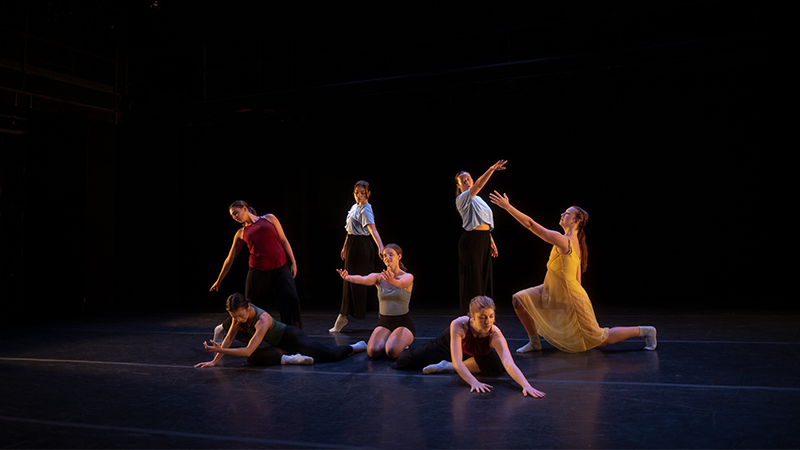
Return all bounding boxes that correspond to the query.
[469,381,494,393]
[522,386,546,398]
[194,360,217,368]
[488,190,510,209]
[209,281,221,292]
[336,269,349,279]
[202,340,222,353]
[491,160,508,171]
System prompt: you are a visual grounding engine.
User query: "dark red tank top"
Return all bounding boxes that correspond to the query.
[461,321,495,357]
[242,216,286,271]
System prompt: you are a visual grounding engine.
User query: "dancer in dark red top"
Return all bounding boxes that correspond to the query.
[210,200,302,330]
[395,296,545,397]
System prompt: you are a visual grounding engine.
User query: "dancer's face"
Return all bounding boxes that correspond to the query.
[230,207,247,223]
[456,173,473,193]
[228,306,252,324]
[470,308,495,333]
[382,247,401,269]
[559,207,579,228]
[353,186,370,205]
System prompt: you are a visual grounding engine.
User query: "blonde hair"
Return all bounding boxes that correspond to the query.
[469,296,495,314]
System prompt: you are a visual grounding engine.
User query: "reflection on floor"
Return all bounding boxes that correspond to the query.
[1,308,799,449]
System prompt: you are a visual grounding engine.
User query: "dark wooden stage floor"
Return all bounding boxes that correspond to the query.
[1,308,798,449]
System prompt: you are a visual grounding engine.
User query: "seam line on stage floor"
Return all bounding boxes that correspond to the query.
[3,357,799,393]
[0,415,372,449]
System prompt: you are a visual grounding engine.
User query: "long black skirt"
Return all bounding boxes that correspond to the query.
[339,234,379,319]
[457,230,493,314]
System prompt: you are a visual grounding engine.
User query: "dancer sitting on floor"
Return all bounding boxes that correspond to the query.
[395,296,546,398]
[488,191,657,353]
[336,243,414,359]
[195,293,366,368]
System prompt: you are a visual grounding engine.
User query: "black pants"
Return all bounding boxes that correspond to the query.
[245,263,302,328]
[394,327,504,375]
[224,321,354,366]
[340,235,378,319]
[457,230,494,314]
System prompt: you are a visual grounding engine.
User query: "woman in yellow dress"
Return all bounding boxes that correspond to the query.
[488,191,657,353]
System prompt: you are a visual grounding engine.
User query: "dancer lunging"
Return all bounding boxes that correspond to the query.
[488,191,657,353]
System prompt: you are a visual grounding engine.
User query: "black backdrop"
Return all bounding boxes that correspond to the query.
[0,2,792,322]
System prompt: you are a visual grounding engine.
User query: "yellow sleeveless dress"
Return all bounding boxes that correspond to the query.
[515,242,608,353]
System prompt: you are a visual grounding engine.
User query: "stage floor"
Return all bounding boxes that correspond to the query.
[1,308,798,449]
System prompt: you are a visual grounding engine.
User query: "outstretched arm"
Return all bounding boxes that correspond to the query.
[491,330,546,398]
[469,160,507,199]
[337,269,382,286]
[201,314,272,360]
[210,230,245,292]
[489,191,570,253]
[195,321,240,368]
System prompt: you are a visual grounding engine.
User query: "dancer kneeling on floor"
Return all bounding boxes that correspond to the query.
[395,296,545,397]
[195,293,366,368]
[488,191,657,353]
[337,243,415,359]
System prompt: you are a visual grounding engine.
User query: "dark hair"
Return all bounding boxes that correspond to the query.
[572,205,589,273]
[225,293,250,312]
[229,200,256,215]
[354,180,371,194]
[384,243,407,271]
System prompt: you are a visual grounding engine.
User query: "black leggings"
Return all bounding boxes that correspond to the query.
[394,327,504,376]
[245,264,302,328]
[226,321,354,366]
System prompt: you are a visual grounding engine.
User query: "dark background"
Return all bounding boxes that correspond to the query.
[1,1,791,324]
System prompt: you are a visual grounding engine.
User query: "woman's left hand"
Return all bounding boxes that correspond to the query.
[380,270,396,284]
[488,190,511,209]
[522,386,546,398]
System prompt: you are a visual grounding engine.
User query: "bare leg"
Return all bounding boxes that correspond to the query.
[367,327,391,358]
[513,294,542,352]
[463,357,481,373]
[385,328,414,359]
[600,326,657,350]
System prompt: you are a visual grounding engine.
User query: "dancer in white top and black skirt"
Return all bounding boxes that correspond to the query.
[330,181,385,332]
[454,160,506,314]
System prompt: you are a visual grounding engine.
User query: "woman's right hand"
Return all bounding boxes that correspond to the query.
[336,269,349,280]
[194,360,217,369]
[209,281,221,292]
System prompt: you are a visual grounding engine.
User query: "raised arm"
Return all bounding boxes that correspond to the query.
[265,214,298,278]
[210,229,245,292]
[490,330,546,397]
[469,160,507,199]
[449,319,494,393]
[488,191,570,253]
